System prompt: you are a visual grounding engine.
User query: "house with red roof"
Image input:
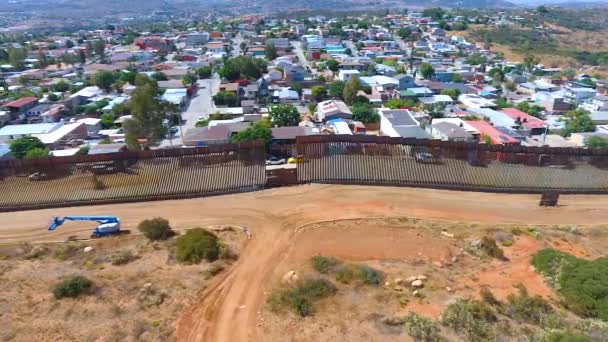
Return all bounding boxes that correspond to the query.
[499,108,547,135]
[3,97,39,121]
[465,120,519,145]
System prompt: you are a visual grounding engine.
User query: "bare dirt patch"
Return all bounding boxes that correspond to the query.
[262,218,608,341]
[0,228,244,342]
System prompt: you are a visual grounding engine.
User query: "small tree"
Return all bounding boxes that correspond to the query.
[265,44,278,60]
[53,276,93,299]
[175,228,220,263]
[325,59,340,72]
[100,113,115,129]
[196,66,212,79]
[585,136,608,148]
[352,103,379,123]
[92,70,116,92]
[561,108,595,136]
[419,63,435,80]
[182,72,198,87]
[24,147,49,159]
[231,120,273,144]
[138,218,174,241]
[440,88,460,99]
[269,104,300,127]
[151,72,168,81]
[311,85,327,102]
[47,93,59,102]
[10,136,46,159]
[328,80,345,99]
[343,76,362,105]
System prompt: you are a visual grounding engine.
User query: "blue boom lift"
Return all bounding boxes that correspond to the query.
[48,216,128,238]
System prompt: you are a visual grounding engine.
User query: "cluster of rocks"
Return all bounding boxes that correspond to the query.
[386,275,427,297]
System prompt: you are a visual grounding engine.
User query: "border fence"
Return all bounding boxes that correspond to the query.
[2,136,608,212]
[296,135,608,194]
[0,141,266,211]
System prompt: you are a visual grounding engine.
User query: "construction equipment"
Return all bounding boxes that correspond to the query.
[48,216,128,238]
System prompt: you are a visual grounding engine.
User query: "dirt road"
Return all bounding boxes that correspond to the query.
[2,185,608,341]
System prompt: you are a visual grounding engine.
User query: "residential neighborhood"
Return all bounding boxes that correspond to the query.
[1,9,608,162]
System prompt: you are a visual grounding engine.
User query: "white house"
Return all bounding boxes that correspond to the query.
[338,69,360,82]
[379,109,429,139]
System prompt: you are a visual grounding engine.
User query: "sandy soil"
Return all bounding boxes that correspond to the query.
[0,229,245,342]
[2,185,608,341]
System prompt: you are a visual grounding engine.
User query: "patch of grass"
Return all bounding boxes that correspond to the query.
[441,299,497,342]
[542,331,593,342]
[532,249,608,321]
[480,287,501,306]
[92,175,106,190]
[53,275,93,299]
[511,228,524,236]
[311,255,341,274]
[111,250,135,266]
[24,246,48,260]
[218,243,238,261]
[175,228,220,264]
[480,236,507,261]
[203,263,225,279]
[138,217,174,241]
[267,278,337,317]
[501,239,514,247]
[53,243,80,260]
[334,264,384,286]
[403,312,444,342]
[506,284,554,325]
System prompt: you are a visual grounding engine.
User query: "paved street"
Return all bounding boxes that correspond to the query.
[291,41,310,67]
[159,75,221,147]
[231,34,244,57]
[342,40,359,57]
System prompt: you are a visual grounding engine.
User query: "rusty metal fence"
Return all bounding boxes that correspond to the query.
[0,141,266,211]
[3,136,608,212]
[296,135,608,194]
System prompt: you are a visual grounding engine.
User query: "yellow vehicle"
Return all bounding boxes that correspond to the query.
[288,155,305,164]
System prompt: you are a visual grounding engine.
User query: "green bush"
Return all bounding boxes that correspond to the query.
[403,312,443,341]
[532,249,608,321]
[267,278,337,317]
[542,331,593,342]
[138,218,174,241]
[334,264,383,286]
[311,256,341,274]
[111,250,134,265]
[53,276,93,299]
[506,284,554,325]
[441,299,497,342]
[175,228,220,264]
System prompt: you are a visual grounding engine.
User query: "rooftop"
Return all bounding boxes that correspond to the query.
[381,109,418,126]
[465,120,519,145]
[5,97,38,109]
[500,108,546,130]
[0,122,60,136]
[431,122,471,139]
[33,122,85,144]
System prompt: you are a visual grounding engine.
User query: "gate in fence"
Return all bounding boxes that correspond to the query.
[0,141,266,211]
[296,135,608,194]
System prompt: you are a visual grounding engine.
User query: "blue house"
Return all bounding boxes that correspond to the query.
[394,74,417,90]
